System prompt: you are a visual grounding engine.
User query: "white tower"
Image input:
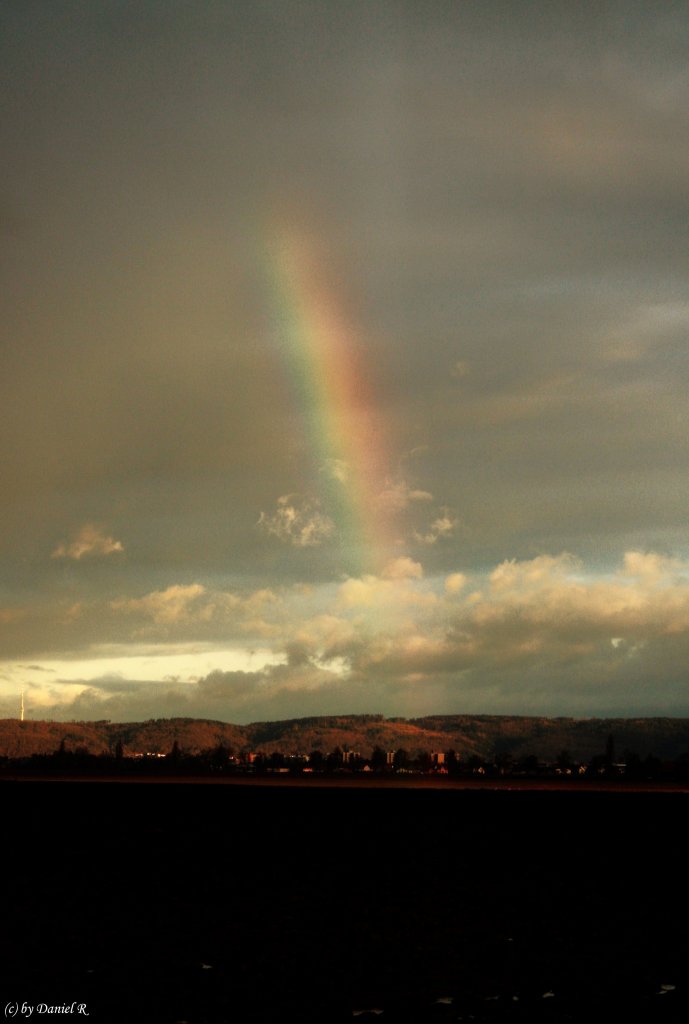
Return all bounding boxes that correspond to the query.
[20,690,24,722]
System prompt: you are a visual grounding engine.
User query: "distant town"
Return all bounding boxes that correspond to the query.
[4,731,689,784]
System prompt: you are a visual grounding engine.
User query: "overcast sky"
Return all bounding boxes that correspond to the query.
[3,1,689,722]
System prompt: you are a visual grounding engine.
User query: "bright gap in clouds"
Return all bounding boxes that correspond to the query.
[0,645,284,707]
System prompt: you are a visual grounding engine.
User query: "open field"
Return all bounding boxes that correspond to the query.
[4,772,689,793]
[3,781,688,1022]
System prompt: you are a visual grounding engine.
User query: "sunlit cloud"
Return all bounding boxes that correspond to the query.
[619,550,685,582]
[112,584,212,625]
[445,573,467,595]
[258,495,335,547]
[52,524,124,561]
[414,511,457,546]
[380,556,423,580]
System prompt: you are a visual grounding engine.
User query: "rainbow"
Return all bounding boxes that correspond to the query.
[264,224,393,574]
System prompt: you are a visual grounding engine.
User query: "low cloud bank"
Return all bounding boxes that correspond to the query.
[6,550,689,721]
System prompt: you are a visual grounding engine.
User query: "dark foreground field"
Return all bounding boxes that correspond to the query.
[3,781,688,1022]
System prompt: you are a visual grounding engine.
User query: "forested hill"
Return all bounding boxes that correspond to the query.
[2,714,689,762]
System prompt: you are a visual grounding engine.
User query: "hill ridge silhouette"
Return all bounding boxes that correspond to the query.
[2,713,689,761]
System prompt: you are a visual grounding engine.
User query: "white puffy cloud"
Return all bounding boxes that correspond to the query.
[109,584,283,641]
[337,573,435,612]
[488,553,582,593]
[331,550,689,695]
[52,524,124,560]
[620,550,683,581]
[258,495,335,547]
[414,511,458,545]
